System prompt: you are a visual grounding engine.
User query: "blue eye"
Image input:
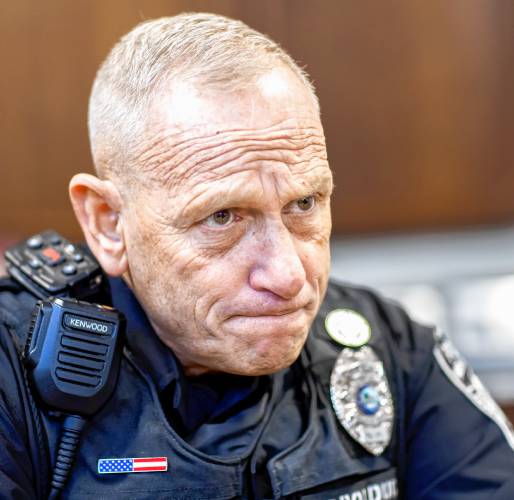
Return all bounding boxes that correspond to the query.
[205,209,234,227]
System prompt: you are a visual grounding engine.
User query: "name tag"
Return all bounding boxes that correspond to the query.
[299,468,398,500]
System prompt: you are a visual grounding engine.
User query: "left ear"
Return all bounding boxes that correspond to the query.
[68,173,127,277]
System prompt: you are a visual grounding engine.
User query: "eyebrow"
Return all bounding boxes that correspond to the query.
[177,165,333,224]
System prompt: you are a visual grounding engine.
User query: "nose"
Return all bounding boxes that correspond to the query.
[248,221,306,300]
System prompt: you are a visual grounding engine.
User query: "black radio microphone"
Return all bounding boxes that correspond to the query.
[24,297,125,499]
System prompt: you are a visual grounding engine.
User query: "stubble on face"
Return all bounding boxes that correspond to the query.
[120,68,333,376]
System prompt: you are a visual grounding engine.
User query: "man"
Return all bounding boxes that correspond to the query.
[1,12,514,499]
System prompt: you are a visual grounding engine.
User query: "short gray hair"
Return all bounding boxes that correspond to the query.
[88,12,319,179]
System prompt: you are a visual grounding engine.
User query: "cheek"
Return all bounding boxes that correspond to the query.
[123,214,195,305]
[299,220,331,277]
[153,235,250,323]
[312,209,332,276]
[302,242,330,291]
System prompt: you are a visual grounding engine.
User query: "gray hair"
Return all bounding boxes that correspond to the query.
[88,12,319,179]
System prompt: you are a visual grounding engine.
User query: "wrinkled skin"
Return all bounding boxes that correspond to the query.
[74,67,333,376]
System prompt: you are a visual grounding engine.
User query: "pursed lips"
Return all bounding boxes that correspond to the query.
[226,300,314,319]
[233,308,304,318]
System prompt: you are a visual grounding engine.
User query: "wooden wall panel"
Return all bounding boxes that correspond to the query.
[0,0,513,242]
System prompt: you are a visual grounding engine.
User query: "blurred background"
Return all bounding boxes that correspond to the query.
[1,1,513,413]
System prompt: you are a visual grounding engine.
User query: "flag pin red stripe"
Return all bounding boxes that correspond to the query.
[134,457,167,463]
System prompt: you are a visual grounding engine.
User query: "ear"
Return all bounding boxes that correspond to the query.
[69,173,127,277]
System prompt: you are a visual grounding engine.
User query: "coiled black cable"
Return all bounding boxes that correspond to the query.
[48,414,86,500]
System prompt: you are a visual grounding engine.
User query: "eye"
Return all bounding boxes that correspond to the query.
[204,209,235,227]
[293,195,315,212]
[296,196,315,211]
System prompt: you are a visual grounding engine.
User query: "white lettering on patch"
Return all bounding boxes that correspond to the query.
[433,329,514,451]
[329,477,398,500]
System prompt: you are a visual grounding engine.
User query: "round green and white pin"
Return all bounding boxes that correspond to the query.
[324,308,372,347]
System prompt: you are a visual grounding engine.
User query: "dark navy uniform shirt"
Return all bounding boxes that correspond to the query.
[1,276,514,499]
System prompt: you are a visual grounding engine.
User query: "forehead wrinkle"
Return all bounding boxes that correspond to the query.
[135,122,322,167]
[164,136,325,192]
[134,119,325,184]
[176,140,326,188]
[155,132,324,186]
[141,116,323,157]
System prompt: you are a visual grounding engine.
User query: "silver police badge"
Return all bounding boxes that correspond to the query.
[330,346,394,456]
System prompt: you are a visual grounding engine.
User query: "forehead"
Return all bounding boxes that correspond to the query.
[132,68,330,209]
[154,66,320,132]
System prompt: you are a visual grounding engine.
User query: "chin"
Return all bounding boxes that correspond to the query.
[252,359,298,376]
[239,339,306,376]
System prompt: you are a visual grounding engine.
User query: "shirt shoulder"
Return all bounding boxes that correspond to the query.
[0,276,39,348]
[313,280,514,497]
[0,277,48,498]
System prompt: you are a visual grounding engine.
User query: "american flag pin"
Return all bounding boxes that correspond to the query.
[98,456,168,474]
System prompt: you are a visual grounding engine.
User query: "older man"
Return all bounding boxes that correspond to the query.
[1,13,514,500]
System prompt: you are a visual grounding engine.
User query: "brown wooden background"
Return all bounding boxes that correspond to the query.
[1,0,513,242]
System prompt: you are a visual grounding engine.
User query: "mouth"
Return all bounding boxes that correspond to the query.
[226,298,313,319]
[224,307,309,331]
[217,294,318,335]
[233,306,306,318]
